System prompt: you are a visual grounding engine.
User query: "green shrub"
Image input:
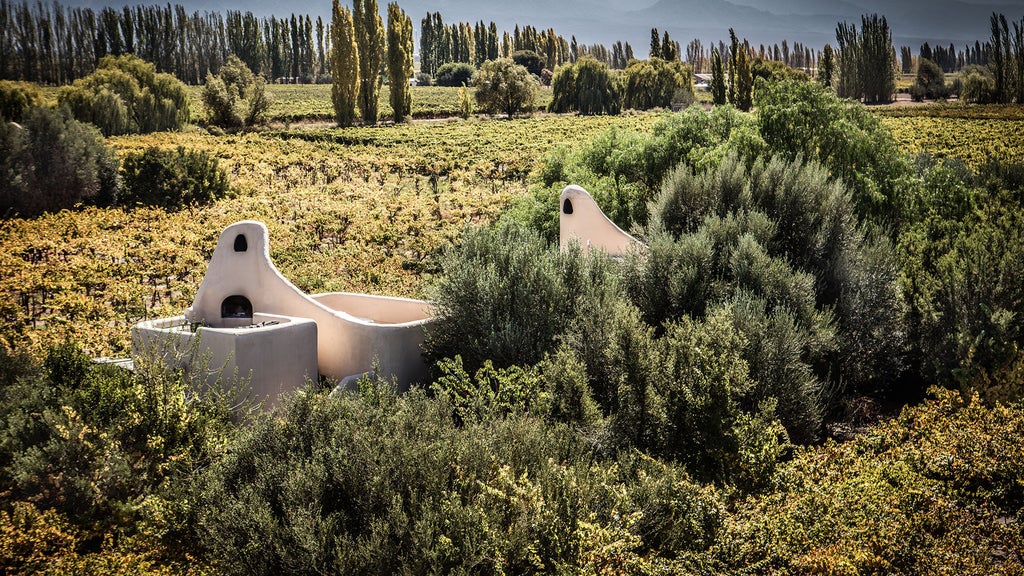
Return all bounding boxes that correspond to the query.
[911,58,949,101]
[195,379,727,575]
[0,106,120,216]
[959,65,995,103]
[424,221,618,375]
[119,146,230,209]
[0,343,237,550]
[430,355,543,424]
[57,55,189,136]
[434,62,475,87]
[548,57,620,115]
[900,158,1024,399]
[511,50,544,76]
[201,54,271,128]
[622,57,693,111]
[473,58,538,119]
[634,153,905,406]
[0,80,44,122]
[755,78,913,228]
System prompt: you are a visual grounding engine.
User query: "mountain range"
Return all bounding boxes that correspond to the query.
[59,0,1024,53]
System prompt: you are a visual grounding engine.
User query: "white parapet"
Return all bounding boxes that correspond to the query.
[132,313,318,409]
[558,185,645,256]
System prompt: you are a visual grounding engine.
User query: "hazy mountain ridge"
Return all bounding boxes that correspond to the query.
[53,0,1018,52]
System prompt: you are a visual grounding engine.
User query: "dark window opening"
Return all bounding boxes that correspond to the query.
[562,198,574,214]
[221,295,253,318]
[233,234,248,252]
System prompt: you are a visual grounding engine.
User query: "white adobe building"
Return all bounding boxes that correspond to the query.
[133,220,434,408]
[132,187,636,408]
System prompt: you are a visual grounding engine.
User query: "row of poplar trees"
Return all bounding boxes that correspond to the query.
[708,29,754,111]
[331,0,413,126]
[0,0,326,85]
[989,12,1024,104]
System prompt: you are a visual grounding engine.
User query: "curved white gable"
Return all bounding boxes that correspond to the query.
[558,185,645,256]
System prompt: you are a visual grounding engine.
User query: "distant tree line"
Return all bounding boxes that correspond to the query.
[0,0,324,84]
[420,15,581,78]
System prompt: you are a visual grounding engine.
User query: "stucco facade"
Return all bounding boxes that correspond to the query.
[134,221,434,405]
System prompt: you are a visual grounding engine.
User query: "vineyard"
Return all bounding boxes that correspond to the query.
[876,104,1024,167]
[0,113,658,356]
[189,83,556,123]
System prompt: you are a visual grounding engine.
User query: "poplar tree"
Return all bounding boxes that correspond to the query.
[710,47,726,105]
[835,14,895,103]
[727,28,739,104]
[819,44,835,88]
[330,0,358,127]
[353,0,383,124]
[386,3,412,122]
[735,42,752,111]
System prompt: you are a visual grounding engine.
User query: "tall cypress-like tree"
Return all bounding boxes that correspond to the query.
[835,14,895,103]
[735,41,752,110]
[819,43,835,88]
[727,28,739,105]
[991,12,1011,102]
[710,46,726,105]
[353,0,383,124]
[331,0,358,126]
[386,2,412,122]
[859,14,895,103]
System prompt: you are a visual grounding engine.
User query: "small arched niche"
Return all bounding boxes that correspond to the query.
[233,234,248,252]
[562,198,574,215]
[221,295,253,318]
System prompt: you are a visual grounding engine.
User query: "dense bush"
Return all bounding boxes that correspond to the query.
[511,50,545,76]
[196,380,726,575]
[57,55,189,136]
[0,343,238,569]
[910,57,949,101]
[425,222,618,374]
[0,80,44,122]
[0,106,120,216]
[548,57,620,115]
[201,54,271,128]
[473,58,538,119]
[425,219,794,476]
[900,157,1024,400]
[755,79,914,228]
[959,65,995,103]
[621,57,694,111]
[626,153,905,437]
[512,104,764,239]
[119,146,231,208]
[433,62,475,87]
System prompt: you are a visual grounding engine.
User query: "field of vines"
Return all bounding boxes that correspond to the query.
[876,104,1024,167]
[188,84,555,123]
[0,113,656,357]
